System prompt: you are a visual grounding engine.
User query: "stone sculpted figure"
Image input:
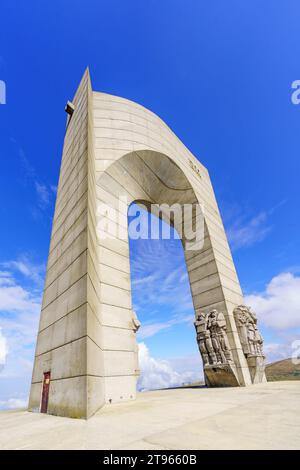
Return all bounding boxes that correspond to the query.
[194,309,233,366]
[246,311,257,355]
[132,310,141,333]
[248,309,264,356]
[194,312,217,366]
[233,305,264,357]
[132,310,141,376]
[207,310,233,364]
[254,324,264,355]
[233,305,250,356]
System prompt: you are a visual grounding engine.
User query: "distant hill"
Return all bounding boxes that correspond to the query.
[266,358,300,382]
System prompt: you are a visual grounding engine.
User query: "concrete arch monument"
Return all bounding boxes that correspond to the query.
[29,69,265,418]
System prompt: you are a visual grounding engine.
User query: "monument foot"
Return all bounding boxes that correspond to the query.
[204,363,240,387]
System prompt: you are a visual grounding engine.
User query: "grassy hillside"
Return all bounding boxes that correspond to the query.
[266,358,300,382]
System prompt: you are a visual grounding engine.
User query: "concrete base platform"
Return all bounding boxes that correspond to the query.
[0,381,299,450]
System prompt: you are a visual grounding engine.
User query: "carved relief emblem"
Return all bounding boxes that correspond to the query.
[189,159,202,178]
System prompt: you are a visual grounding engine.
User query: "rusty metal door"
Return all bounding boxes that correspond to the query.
[41,371,51,413]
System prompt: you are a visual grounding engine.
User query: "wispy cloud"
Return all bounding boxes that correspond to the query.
[10,138,56,214]
[132,273,160,287]
[129,221,196,361]
[18,146,36,183]
[0,328,7,372]
[0,271,15,287]
[138,314,194,339]
[0,398,28,410]
[35,182,51,209]
[1,257,45,287]
[222,200,287,251]
[130,237,194,315]
[227,211,271,251]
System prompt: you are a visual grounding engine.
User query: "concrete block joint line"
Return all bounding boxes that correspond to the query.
[28,68,266,419]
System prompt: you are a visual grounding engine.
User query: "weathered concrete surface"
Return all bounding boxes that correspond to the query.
[1,381,300,450]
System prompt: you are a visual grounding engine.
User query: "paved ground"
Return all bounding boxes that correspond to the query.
[0,381,299,450]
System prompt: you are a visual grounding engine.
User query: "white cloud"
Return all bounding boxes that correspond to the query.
[0,398,28,410]
[245,272,300,330]
[168,353,203,377]
[0,265,41,385]
[0,328,8,371]
[0,277,41,315]
[1,257,45,287]
[263,343,292,363]
[227,211,271,251]
[137,342,201,391]
[0,271,15,287]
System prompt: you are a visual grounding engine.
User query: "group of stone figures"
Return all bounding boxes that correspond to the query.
[194,305,264,368]
[234,305,264,357]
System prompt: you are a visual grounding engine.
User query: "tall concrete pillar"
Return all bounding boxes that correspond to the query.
[29,69,257,419]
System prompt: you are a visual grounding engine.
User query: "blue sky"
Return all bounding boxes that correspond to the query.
[0,1,300,406]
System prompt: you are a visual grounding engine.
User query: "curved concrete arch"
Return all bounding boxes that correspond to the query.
[29,69,265,419]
